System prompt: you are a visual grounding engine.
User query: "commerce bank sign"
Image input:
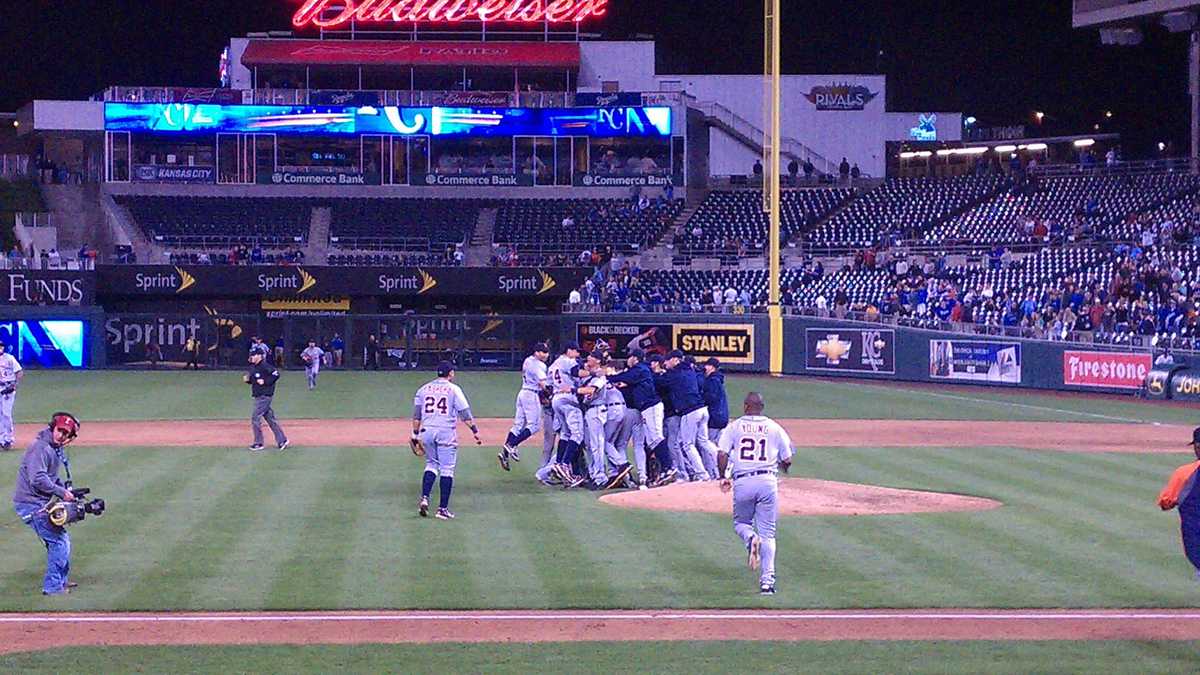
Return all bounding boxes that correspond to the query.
[293,0,609,28]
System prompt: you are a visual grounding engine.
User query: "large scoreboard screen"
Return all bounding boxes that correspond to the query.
[105,103,672,138]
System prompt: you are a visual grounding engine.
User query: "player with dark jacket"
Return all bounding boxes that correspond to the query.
[659,351,716,480]
[609,350,676,486]
[701,357,729,477]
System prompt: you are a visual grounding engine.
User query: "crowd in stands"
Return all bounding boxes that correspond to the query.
[167,245,306,267]
[492,194,680,256]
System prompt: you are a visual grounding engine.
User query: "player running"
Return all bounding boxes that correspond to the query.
[411,362,482,520]
[718,392,794,596]
[300,340,325,391]
[500,343,550,471]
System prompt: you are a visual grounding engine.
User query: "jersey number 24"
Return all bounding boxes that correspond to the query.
[423,396,449,416]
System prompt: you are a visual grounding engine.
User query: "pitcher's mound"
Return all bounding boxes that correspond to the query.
[599,478,1002,516]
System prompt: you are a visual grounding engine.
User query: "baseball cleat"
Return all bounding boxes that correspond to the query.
[638,481,648,491]
[418,496,429,517]
[0,442,11,451]
[435,508,456,520]
[248,444,265,452]
[278,440,289,451]
[748,535,762,570]
[653,468,678,487]
[565,474,588,490]
[497,449,511,472]
[606,464,633,490]
[759,584,776,596]
[505,444,520,462]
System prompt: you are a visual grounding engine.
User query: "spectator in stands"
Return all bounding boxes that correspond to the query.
[569,286,582,306]
[834,287,849,319]
[723,285,737,307]
[803,160,815,182]
[788,159,799,184]
[753,160,763,180]
[850,164,861,181]
[839,158,851,184]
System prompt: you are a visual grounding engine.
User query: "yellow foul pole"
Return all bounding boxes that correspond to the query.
[764,0,783,374]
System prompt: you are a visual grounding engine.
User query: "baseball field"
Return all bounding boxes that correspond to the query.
[1,370,1199,672]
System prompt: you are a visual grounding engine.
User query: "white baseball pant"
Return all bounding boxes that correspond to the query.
[551,395,584,443]
[0,387,14,445]
[510,389,543,437]
[678,407,716,481]
[583,405,609,485]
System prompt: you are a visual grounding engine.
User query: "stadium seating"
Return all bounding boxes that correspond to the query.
[807,176,1006,247]
[328,198,480,251]
[492,198,681,253]
[327,252,457,266]
[116,196,311,247]
[932,173,1200,244]
[675,189,852,254]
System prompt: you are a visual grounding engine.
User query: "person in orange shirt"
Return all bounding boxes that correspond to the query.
[1158,427,1200,578]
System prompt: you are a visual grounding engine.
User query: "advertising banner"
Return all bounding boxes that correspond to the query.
[1145,365,1183,400]
[576,173,674,188]
[803,84,880,111]
[241,40,582,68]
[576,323,671,359]
[575,92,644,106]
[0,270,94,306]
[259,170,369,186]
[427,91,515,106]
[930,340,1022,383]
[1063,351,1152,390]
[309,90,384,106]
[414,172,534,187]
[673,324,755,364]
[805,328,896,374]
[96,265,587,299]
[132,164,216,184]
[1171,370,1200,402]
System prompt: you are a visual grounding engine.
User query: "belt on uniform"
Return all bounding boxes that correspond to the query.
[734,469,776,481]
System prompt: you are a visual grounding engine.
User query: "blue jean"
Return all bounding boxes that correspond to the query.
[14,502,71,594]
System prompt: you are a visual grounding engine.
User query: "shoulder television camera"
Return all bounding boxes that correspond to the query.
[47,487,106,527]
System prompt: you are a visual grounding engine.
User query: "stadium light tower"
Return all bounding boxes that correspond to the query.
[763,0,783,374]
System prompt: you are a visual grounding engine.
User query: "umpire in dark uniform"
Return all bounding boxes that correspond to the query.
[245,350,288,452]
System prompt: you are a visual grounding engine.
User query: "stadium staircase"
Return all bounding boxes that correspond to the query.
[102,191,154,263]
[40,183,106,254]
[306,205,332,263]
[687,98,836,176]
[465,207,498,266]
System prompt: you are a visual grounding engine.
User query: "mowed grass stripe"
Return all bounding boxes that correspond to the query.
[262,447,374,608]
[470,470,556,609]
[112,446,302,610]
[862,447,1177,605]
[194,448,344,610]
[0,447,194,611]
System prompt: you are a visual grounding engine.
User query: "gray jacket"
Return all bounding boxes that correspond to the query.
[12,429,69,506]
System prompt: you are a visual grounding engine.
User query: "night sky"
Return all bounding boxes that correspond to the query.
[0,0,1190,156]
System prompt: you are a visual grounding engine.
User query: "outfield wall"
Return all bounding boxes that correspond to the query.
[4,305,1178,396]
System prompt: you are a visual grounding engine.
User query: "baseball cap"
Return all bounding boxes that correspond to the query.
[1190,427,1200,446]
[667,350,684,360]
[437,361,455,377]
[589,350,606,361]
[533,342,550,354]
[629,348,645,361]
[704,357,721,369]
[564,341,580,352]
[647,353,664,364]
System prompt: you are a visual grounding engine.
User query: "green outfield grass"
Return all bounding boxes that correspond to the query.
[4,641,1200,674]
[9,370,1195,424]
[0,441,1194,611]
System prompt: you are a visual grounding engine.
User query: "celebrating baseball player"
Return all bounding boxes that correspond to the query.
[545,342,586,485]
[0,340,24,450]
[702,357,730,479]
[500,342,550,471]
[576,351,617,490]
[411,361,481,520]
[609,349,676,487]
[300,340,326,391]
[245,350,288,452]
[601,359,637,489]
[718,392,794,595]
[1158,427,1200,578]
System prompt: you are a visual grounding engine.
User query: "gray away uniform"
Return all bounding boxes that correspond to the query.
[301,346,325,389]
[510,355,548,438]
[718,415,794,588]
[413,379,473,478]
[547,355,583,443]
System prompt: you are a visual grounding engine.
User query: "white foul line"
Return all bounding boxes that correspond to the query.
[1,612,1200,624]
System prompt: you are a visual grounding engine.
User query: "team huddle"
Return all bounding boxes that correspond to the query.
[494,341,793,594]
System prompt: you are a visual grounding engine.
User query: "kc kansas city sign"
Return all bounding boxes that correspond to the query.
[293,0,608,28]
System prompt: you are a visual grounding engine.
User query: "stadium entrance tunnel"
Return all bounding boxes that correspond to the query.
[599,479,1002,517]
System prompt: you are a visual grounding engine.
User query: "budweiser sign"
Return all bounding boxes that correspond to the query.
[1063,351,1152,390]
[293,0,609,27]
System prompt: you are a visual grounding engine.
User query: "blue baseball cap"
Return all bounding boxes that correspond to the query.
[437,361,455,377]
[629,348,645,361]
[564,341,580,352]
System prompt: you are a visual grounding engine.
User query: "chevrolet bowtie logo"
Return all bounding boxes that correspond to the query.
[296,267,317,294]
[174,266,196,293]
[816,334,852,365]
[536,269,556,295]
[418,269,438,294]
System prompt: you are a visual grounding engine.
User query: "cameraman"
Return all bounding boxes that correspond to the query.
[12,413,80,596]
